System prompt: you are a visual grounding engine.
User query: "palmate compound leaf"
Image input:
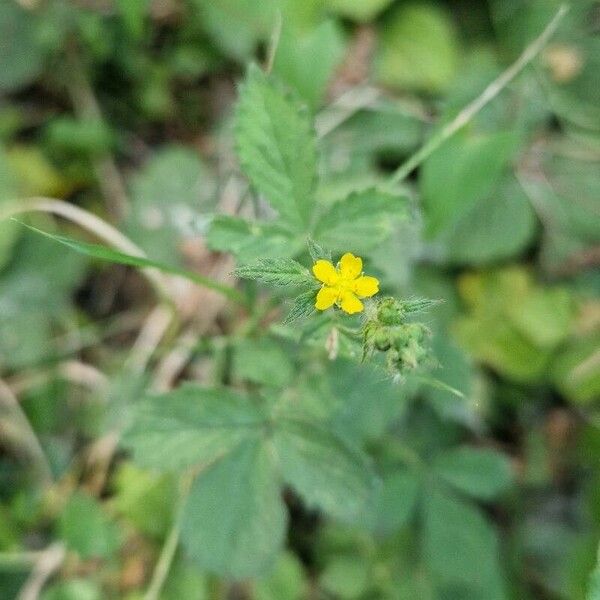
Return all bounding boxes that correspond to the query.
[234,258,317,288]
[235,64,317,231]
[313,188,410,253]
[123,384,378,577]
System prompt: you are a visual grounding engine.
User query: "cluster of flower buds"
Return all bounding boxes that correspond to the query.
[362,297,434,378]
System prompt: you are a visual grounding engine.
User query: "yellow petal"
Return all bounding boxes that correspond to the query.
[312,260,339,285]
[315,286,338,310]
[339,253,362,280]
[339,291,363,314]
[353,276,379,298]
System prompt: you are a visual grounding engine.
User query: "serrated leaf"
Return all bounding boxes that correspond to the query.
[274,419,378,521]
[181,438,287,578]
[206,215,300,263]
[123,384,266,471]
[433,447,513,500]
[314,188,409,253]
[235,65,317,230]
[306,236,331,262]
[284,290,317,324]
[234,258,315,288]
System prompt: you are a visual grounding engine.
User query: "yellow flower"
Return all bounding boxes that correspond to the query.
[312,253,379,315]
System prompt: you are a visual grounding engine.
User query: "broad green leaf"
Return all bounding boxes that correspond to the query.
[314,188,409,253]
[15,222,243,303]
[368,469,420,535]
[58,492,120,560]
[125,145,214,264]
[441,176,537,265]
[123,384,266,471]
[232,337,294,388]
[433,447,513,500]
[423,488,506,599]
[375,3,459,93]
[161,559,208,600]
[273,20,346,108]
[421,131,520,238]
[234,258,316,288]
[181,438,287,577]
[0,2,45,91]
[274,419,378,521]
[235,65,317,230]
[326,0,394,22]
[206,215,300,263]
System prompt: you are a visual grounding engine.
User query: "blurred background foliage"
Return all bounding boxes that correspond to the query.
[0,0,599,599]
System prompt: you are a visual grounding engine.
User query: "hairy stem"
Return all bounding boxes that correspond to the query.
[389,4,569,185]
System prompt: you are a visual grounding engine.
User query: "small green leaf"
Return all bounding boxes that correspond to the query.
[306,236,331,262]
[375,3,459,93]
[123,384,266,471]
[433,447,513,500]
[58,492,120,560]
[284,290,317,324]
[320,555,370,599]
[234,258,315,288]
[207,215,300,263]
[235,64,317,230]
[14,221,243,303]
[274,419,378,521]
[181,438,287,578]
[314,188,409,253]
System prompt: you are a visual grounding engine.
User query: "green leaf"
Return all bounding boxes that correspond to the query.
[206,215,300,263]
[441,176,537,265]
[235,65,317,230]
[273,19,346,108]
[254,552,306,600]
[234,258,315,288]
[375,3,459,93]
[0,2,45,92]
[306,236,331,262]
[58,492,120,560]
[232,337,294,388]
[123,384,266,471]
[314,188,409,253]
[181,438,287,577]
[433,447,513,500]
[284,290,317,324]
[15,221,243,303]
[41,580,102,600]
[421,131,520,238]
[423,488,507,599]
[368,469,420,535]
[320,555,370,599]
[274,419,378,521]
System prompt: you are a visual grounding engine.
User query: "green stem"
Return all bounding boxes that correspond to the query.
[388,4,569,185]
